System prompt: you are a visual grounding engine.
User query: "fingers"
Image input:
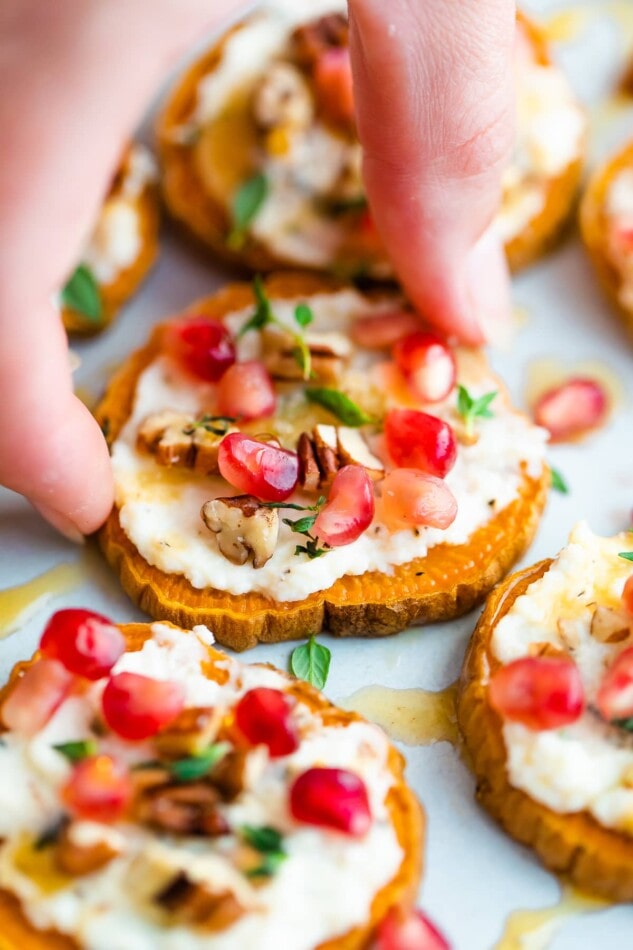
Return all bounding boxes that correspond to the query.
[349,0,516,344]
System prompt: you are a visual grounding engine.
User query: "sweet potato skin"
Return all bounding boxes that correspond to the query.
[0,622,423,950]
[458,562,633,902]
[95,272,548,651]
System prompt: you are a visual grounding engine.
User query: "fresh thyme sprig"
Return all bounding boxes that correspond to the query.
[238,276,314,380]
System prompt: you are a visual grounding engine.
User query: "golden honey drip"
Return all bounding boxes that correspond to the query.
[0,563,79,639]
[340,682,459,747]
[494,882,610,950]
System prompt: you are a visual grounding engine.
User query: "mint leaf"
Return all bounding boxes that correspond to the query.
[53,739,98,762]
[169,743,230,782]
[456,385,497,436]
[241,825,287,878]
[550,467,569,495]
[61,264,102,321]
[227,173,268,249]
[615,717,633,732]
[294,302,314,329]
[238,275,275,337]
[283,514,318,534]
[305,387,374,427]
[290,636,331,690]
[619,552,633,563]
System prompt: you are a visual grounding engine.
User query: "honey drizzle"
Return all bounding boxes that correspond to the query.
[0,562,81,638]
[340,682,459,746]
[494,882,610,950]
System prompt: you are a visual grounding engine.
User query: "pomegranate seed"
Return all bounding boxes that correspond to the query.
[489,657,584,731]
[61,755,132,822]
[623,576,633,614]
[290,767,371,836]
[384,409,457,478]
[313,465,375,547]
[2,659,73,736]
[216,360,276,420]
[533,378,607,442]
[379,469,457,530]
[40,609,125,681]
[374,908,451,950]
[234,687,299,757]
[166,316,235,382]
[597,646,633,721]
[313,47,354,125]
[393,332,456,403]
[351,311,420,350]
[102,672,185,741]
[218,433,299,501]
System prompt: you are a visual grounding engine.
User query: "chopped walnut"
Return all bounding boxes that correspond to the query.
[298,424,384,492]
[55,822,121,876]
[528,641,569,660]
[201,495,279,568]
[208,748,252,802]
[137,411,237,475]
[156,873,244,931]
[291,14,349,69]
[261,326,351,383]
[590,605,632,644]
[252,61,314,131]
[135,781,229,837]
[154,706,222,759]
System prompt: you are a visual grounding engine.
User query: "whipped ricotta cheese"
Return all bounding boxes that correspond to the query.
[83,145,157,286]
[605,166,633,312]
[0,623,402,950]
[110,289,547,601]
[491,523,633,831]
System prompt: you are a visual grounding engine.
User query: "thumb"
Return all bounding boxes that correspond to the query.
[349,0,516,344]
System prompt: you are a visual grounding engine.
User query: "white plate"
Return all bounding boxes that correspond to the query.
[1,1,633,947]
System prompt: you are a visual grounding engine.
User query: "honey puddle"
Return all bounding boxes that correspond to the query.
[494,882,610,950]
[340,682,459,746]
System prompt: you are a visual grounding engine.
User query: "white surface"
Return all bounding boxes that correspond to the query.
[1,1,633,947]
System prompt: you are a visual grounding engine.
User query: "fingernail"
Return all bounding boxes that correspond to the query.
[32,502,85,545]
[464,228,513,347]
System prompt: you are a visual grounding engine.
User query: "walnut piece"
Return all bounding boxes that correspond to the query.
[153,706,222,759]
[298,424,384,492]
[135,781,229,837]
[590,605,632,644]
[201,495,279,568]
[55,822,121,876]
[252,61,314,131]
[156,873,244,931]
[137,411,237,475]
[262,326,351,383]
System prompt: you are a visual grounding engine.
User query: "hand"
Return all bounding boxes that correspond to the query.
[0,0,515,540]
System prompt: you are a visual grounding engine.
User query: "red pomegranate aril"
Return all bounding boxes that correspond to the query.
[61,755,132,822]
[533,378,607,442]
[489,657,584,731]
[40,609,125,681]
[102,673,185,741]
[218,433,299,502]
[313,47,354,125]
[393,332,456,404]
[374,908,451,950]
[351,311,420,350]
[290,767,371,836]
[597,646,633,721]
[313,465,375,547]
[380,469,457,531]
[216,360,276,421]
[166,316,236,383]
[2,659,73,736]
[623,576,633,615]
[385,409,457,479]
[234,687,299,757]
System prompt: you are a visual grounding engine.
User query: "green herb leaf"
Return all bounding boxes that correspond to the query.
[550,467,569,495]
[293,339,312,381]
[619,552,633,563]
[183,414,236,436]
[241,825,287,878]
[290,636,331,690]
[456,385,498,436]
[246,851,287,878]
[305,387,374,427]
[284,514,318,534]
[261,497,325,513]
[294,302,314,329]
[53,739,98,762]
[238,275,275,337]
[615,717,633,732]
[34,817,67,851]
[326,194,368,216]
[227,173,268,249]
[60,264,102,321]
[294,538,329,559]
[169,743,230,783]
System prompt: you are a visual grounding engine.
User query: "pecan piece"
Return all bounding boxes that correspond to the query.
[135,781,229,837]
[209,748,252,801]
[156,873,244,931]
[201,495,279,568]
[590,605,632,644]
[291,13,349,68]
[153,706,222,759]
[297,425,383,492]
[137,412,237,475]
[336,427,384,480]
[55,822,122,876]
[262,326,351,383]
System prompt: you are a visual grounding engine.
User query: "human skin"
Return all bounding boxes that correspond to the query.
[0,0,515,540]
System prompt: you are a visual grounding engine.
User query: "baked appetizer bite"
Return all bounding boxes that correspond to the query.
[459,523,633,901]
[0,609,426,948]
[61,145,160,335]
[580,141,633,336]
[96,273,548,650]
[157,3,585,276]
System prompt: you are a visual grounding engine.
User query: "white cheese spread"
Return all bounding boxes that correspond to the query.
[491,523,633,832]
[109,289,547,601]
[0,623,402,949]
